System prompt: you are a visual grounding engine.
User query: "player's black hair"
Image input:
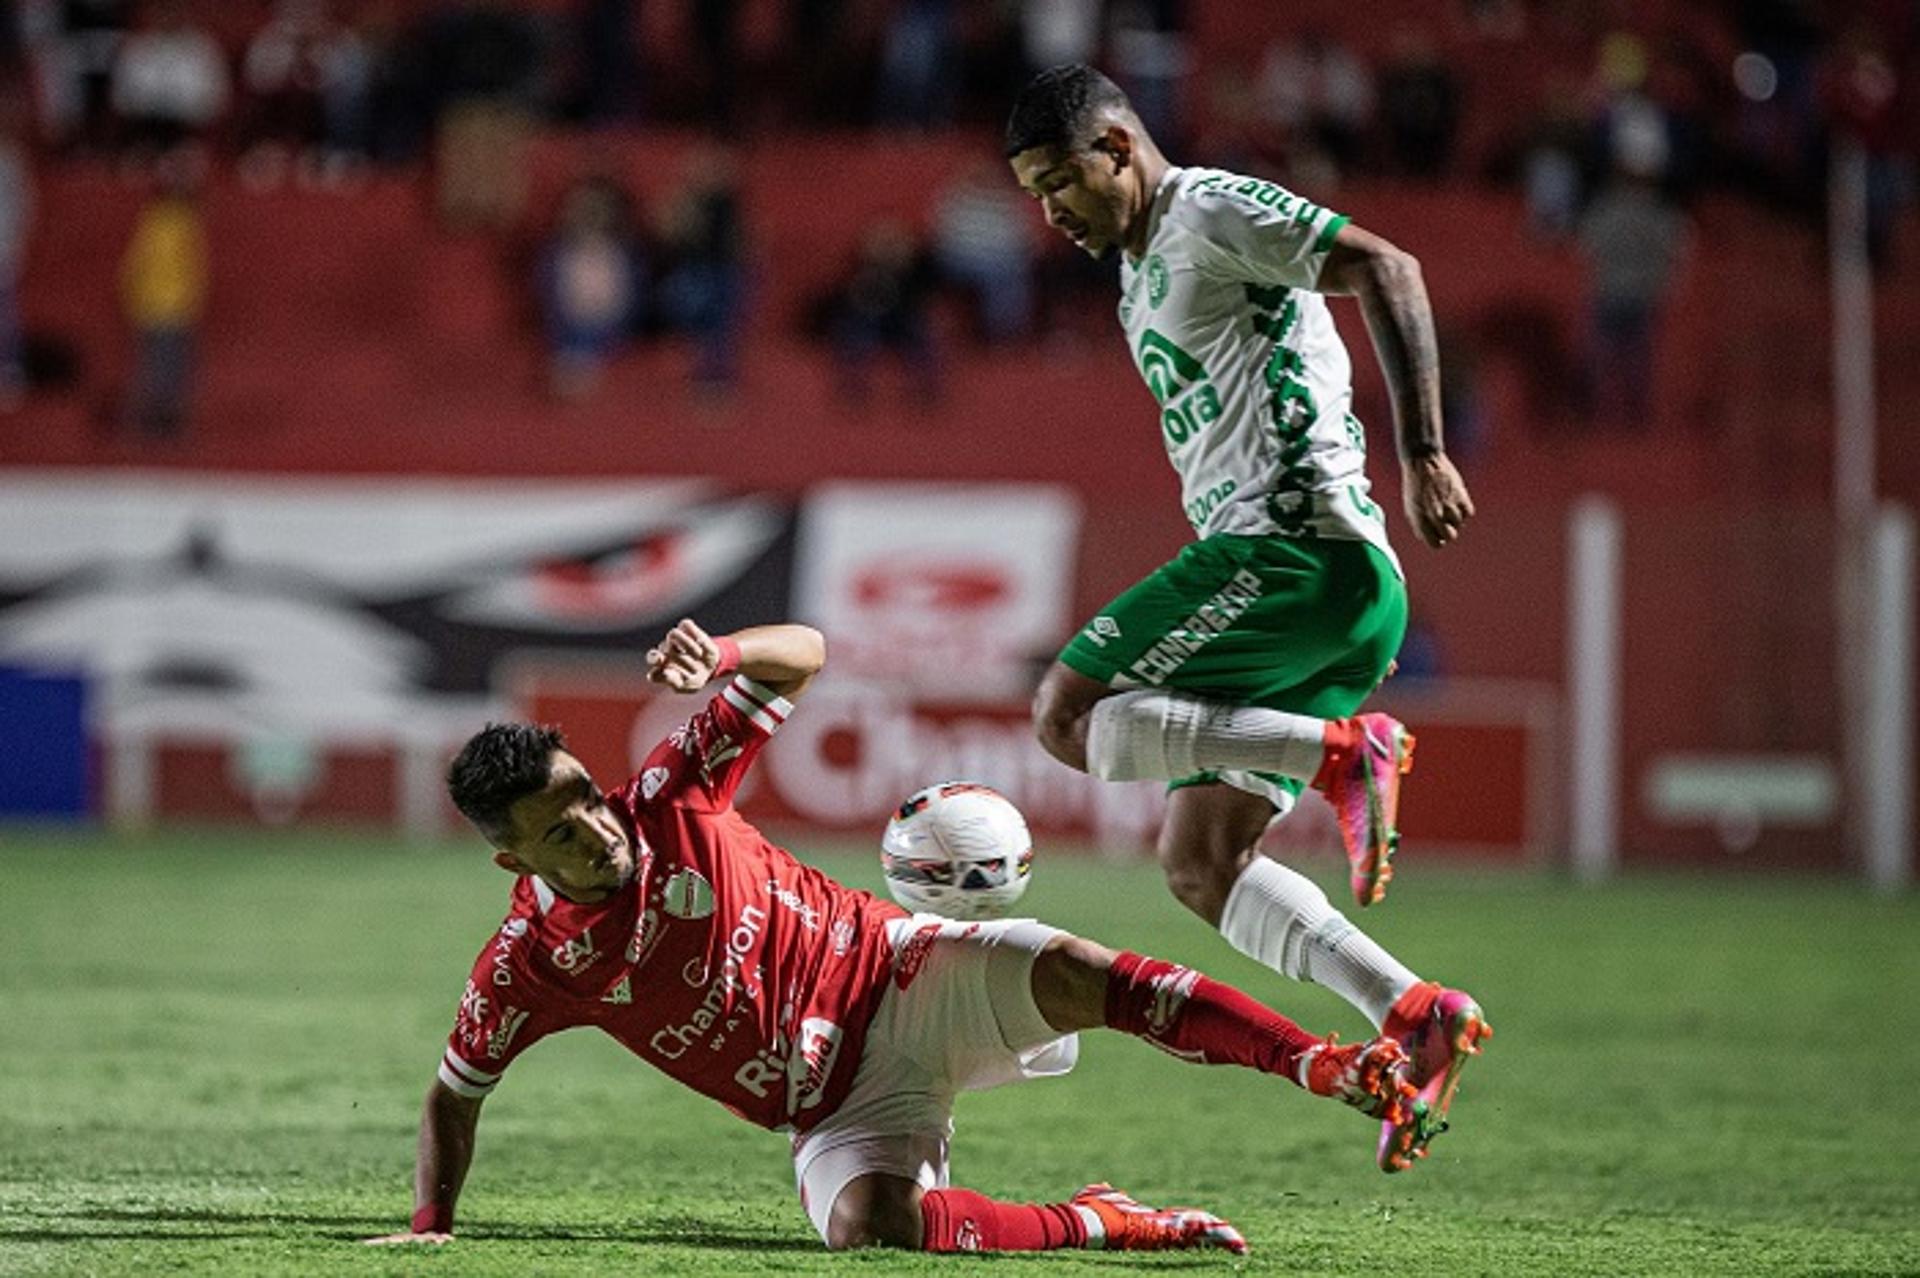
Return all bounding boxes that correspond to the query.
[1003,63,1135,159]
[447,722,567,842]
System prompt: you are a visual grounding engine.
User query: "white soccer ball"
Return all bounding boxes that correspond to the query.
[880,782,1034,920]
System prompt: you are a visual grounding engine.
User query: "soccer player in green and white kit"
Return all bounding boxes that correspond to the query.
[1006,64,1490,1173]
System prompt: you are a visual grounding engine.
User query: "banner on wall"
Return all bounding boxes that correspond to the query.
[511,664,1169,849]
[793,483,1082,698]
[0,472,796,822]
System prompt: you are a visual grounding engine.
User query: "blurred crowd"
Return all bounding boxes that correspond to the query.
[0,0,1914,424]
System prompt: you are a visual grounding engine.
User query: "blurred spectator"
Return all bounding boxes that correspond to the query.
[119,151,205,438]
[109,0,229,161]
[24,0,134,153]
[1018,0,1101,81]
[1589,32,1691,199]
[1107,0,1189,147]
[829,220,940,406]
[1257,30,1374,181]
[536,175,644,401]
[932,159,1033,344]
[314,4,376,168]
[655,148,745,392]
[1576,144,1689,430]
[353,1,424,165]
[1520,77,1587,239]
[873,0,958,129]
[1378,28,1458,180]
[0,114,31,410]
[238,0,341,185]
[425,2,542,230]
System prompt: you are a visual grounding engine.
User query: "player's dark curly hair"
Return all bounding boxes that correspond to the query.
[1003,63,1135,159]
[447,722,566,842]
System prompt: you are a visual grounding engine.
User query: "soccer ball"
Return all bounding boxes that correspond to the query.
[880,782,1034,920]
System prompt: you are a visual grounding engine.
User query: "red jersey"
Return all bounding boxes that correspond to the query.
[438,675,908,1133]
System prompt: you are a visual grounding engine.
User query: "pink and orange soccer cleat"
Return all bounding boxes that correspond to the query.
[1297,1034,1418,1122]
[1070,1183,1248,1255]
[1316,712,1416,907]
[1376,982,1493,1172]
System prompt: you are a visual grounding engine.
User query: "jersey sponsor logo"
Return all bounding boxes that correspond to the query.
[1184,479,1238,531]
[662,868,715,920]
[1137,330,1222,450]
[1145,253,1169,307]
[651,903,766,1061]
[765,878,821,932]
[486,1006,530,1059]
[787,1017,844,1113]
[490,916,529,987]
[626,907,664,966]
[602,975,632,1005]
[456,980,490,1051]
[731,1015,844,1114]
[551,927,600,975]
[1127,568,1262,686]
[639,766,670,800]
[1081,614,1122,647]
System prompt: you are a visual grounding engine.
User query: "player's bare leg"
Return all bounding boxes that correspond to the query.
[1032,661,1414,906]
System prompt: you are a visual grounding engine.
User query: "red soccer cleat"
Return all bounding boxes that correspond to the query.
[1376,982,1492,1172]
[1316,713,1415,908]
[1297,1034,1417,1123]
[1070,1183,1248,1255]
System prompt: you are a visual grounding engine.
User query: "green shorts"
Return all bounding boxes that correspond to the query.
[1059,533,1407,806]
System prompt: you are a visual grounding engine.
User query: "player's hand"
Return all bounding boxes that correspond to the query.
[361,1231,452,1245]
[646,618,721,693]
[1403,452,1475,548]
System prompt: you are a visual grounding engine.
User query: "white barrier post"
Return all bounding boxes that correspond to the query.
[1569,498,1622,882]
[1864,507,1914,893]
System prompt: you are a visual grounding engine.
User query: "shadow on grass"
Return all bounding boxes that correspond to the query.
[6,1206,819,1251]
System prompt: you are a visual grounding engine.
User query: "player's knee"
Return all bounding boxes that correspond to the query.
[1030,682,1089,771]
[825,1178,924,1251]
[1029,933,1119,1032]
[1156,835,1251,925]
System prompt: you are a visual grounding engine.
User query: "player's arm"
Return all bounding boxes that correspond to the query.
[362,1080,483,1245]
[1316,222,1475,549]
[646,618,826,701]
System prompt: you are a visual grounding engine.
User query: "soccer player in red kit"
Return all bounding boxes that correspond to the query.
[363,619,1440,1255]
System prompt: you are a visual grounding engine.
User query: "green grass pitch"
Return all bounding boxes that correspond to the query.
[3,829,1917,1276]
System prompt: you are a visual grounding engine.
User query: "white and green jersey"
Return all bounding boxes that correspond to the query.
[1117,166,1399,577]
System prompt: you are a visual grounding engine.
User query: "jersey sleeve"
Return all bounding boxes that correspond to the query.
[1180,175,1349,290]
[624,675,795,812]
[437,920,558,1099]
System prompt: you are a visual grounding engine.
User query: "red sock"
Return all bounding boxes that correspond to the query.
[1104,950,1320,1084]
[1311,717,1361,791]
[919,1187,1089,1252]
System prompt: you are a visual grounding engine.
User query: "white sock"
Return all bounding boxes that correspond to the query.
[1085,690,1327,782]
[1217,856,1419,1029]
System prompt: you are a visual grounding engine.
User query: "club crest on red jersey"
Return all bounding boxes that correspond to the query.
[662,868,715,919]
